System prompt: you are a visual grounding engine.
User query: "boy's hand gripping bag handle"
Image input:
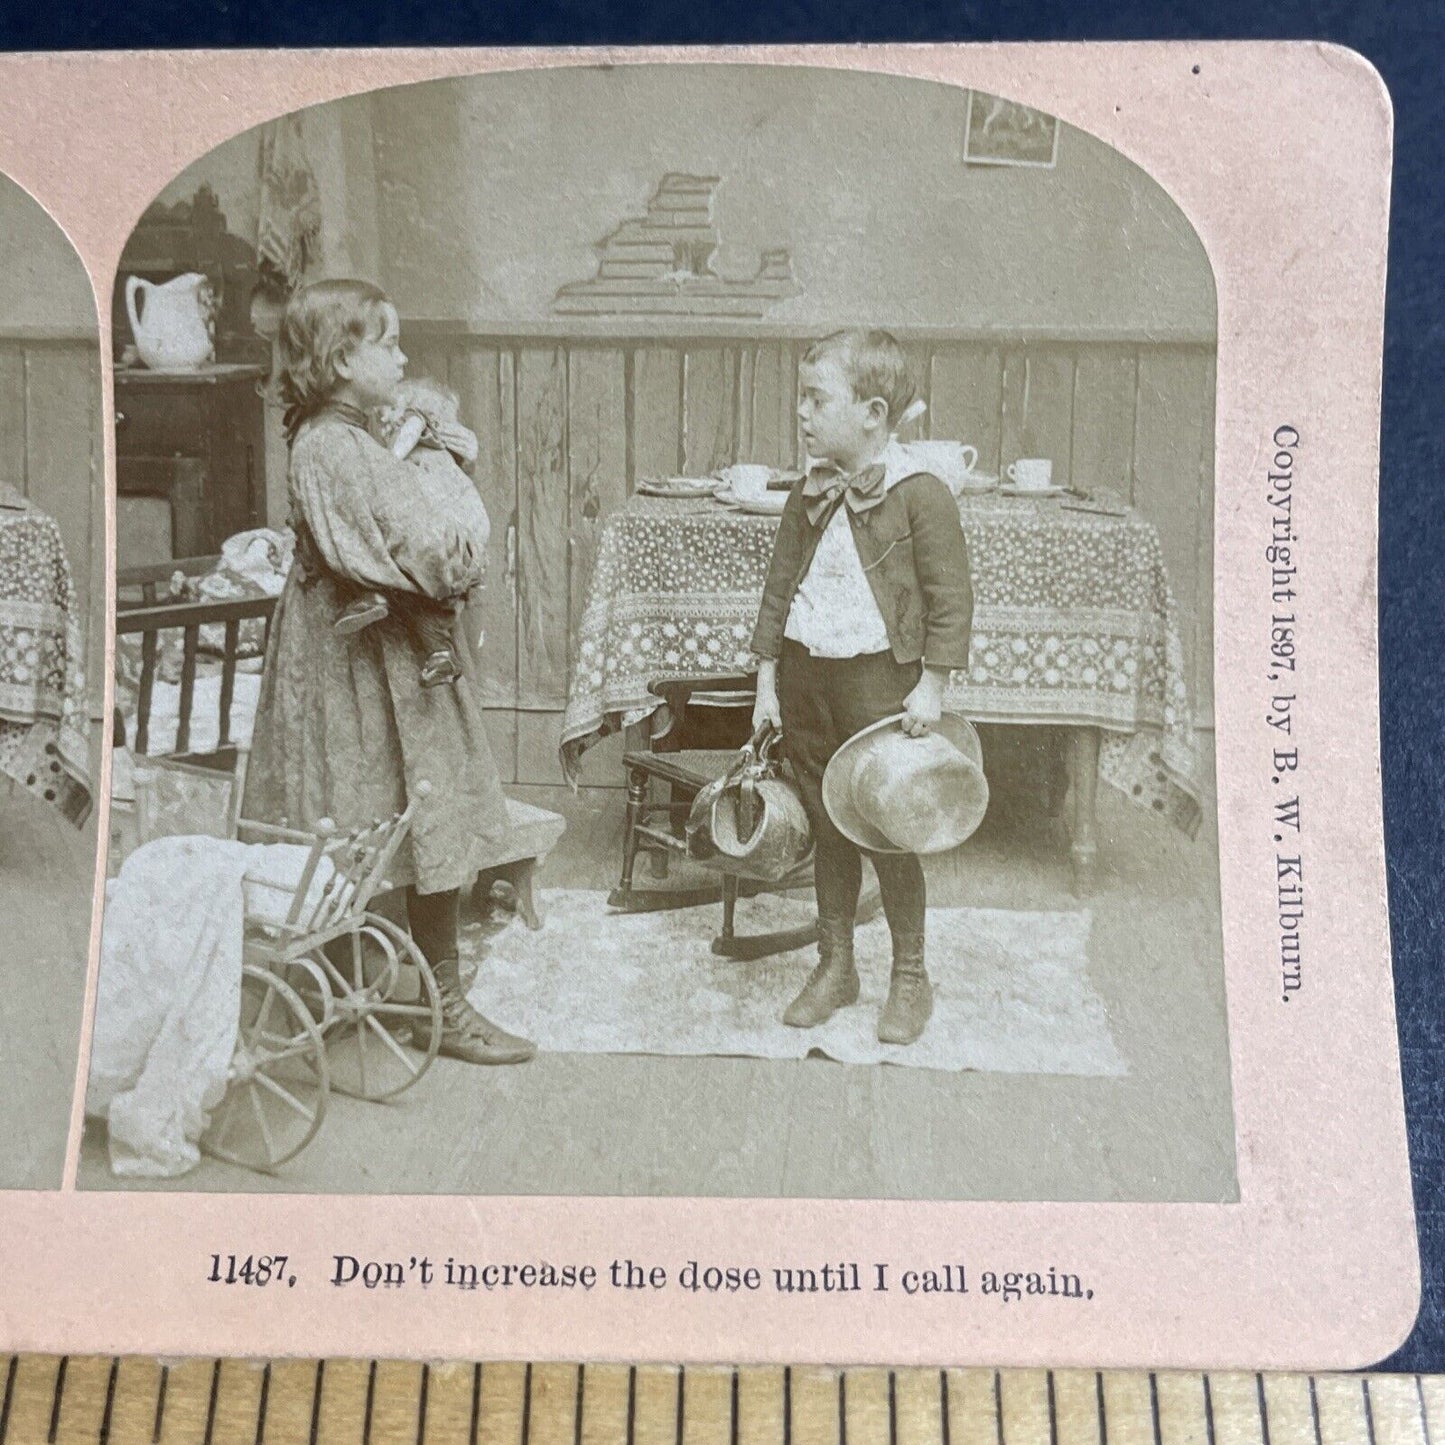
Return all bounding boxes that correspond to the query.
[741,718,781,765]
[685,719,812,878]
[685,721,779,859]
[736,722,783,842]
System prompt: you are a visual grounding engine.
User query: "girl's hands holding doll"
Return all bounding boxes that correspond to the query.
[435,420,479,470]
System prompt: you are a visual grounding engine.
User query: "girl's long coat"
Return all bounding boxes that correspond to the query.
[242,409,510,895]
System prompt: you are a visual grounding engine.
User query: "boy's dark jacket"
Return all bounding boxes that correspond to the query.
[750,467,974,670]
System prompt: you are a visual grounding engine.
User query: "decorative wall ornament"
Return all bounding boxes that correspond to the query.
[553,173,799,317]
[256,114,323,294]
[963,92,1061,168]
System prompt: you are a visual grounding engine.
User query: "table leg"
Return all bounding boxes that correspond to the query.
[617,763,649,903]
[1069,726,1101,896]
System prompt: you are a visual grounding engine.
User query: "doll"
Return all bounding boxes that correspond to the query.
[333,377,473,688]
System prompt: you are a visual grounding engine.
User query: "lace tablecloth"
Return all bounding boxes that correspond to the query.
[562,492,1205,836]
[0,484,91,824]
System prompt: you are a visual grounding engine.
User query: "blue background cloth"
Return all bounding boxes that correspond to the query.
[7,0,1442,1372]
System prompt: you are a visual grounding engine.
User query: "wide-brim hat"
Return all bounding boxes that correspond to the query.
[821,712,989,855]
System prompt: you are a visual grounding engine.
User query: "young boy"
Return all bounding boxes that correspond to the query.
[750,330,973,1045]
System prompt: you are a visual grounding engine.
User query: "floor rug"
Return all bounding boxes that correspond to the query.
[460,889,1126,1075]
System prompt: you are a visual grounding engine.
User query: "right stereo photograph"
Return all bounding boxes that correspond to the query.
[82,62,1229,1207]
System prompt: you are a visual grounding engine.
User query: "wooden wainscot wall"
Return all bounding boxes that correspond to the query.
[0,330,104,717]
[391,323,1216,789]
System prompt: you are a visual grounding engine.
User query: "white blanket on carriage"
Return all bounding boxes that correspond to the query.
[87,834,331,1178]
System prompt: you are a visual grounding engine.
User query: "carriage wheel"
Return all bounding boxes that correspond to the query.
[268,953,337,1034]
[314,914,442,1101]
[201,965,329,1173]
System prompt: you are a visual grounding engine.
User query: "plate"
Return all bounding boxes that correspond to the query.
[637,476,719,498]
[953,472,999,495]
[715,486,787,515]
[999,483,1068,498]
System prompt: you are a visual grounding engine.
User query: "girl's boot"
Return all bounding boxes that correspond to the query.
[782,917,859,1027]
[431,957,536,1065]
[877,931,932,1045]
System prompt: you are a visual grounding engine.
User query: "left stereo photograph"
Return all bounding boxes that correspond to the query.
[0,172,105,1189]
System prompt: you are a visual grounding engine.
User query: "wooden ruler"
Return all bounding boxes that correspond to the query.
[0,1358,1440,1445]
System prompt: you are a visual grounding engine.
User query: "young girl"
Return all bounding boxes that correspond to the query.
[242,279,534,1066]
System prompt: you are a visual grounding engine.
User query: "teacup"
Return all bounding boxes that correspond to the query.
[1006,458,1054,491]
[721,464,773,501]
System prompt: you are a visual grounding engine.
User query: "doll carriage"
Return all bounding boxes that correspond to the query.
[122,753,444,1175]
[111,547,563,1175]
[203,790,445,1173]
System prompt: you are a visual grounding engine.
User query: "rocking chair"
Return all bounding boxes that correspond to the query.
[608,675,854,960]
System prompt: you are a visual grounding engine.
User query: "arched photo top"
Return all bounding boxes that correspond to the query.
[0,168,104,1190]
[0,172,98,336]
[137,63,1216,340]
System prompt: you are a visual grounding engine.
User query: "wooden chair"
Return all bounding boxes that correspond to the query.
[608,674,825,961]
[114,555,275,770]
[642,673,759,864]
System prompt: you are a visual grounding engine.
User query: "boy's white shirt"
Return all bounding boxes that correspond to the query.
[784,439,919,658]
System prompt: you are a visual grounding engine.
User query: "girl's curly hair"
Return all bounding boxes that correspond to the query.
[278,279,394,443]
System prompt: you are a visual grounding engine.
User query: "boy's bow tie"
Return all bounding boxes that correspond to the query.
[801,462,888,524]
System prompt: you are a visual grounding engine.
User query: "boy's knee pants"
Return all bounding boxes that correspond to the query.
[777,639,927,937]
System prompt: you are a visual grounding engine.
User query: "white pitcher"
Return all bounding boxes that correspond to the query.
[897,440,980,495]
[125,273,215,371]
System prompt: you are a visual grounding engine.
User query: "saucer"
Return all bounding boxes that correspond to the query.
[714,486,787,515]
[999,483,1067,498]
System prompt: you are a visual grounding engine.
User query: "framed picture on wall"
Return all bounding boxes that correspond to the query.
[963,89,1061,167]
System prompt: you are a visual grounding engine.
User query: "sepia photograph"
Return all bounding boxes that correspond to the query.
[0,172,104,1189]
[81,62,1229,1203]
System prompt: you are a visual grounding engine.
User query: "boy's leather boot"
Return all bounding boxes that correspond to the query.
[877,932,932,1045]
[430,957,536,1065]
[782,917,859,1027]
